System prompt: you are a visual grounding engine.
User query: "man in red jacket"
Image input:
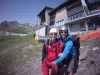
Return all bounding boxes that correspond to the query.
[41,28,63,75]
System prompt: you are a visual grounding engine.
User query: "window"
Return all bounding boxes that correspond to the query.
[87,0,99,3]
[73,16,75,20]
[76,14,79,19]
[62,20,64,25]
[68,6,84,16]
[56,20,65,26]
[56,22,58,26]
[79,13,82,18]
[70,17,72,21]
[60,21,63,25]
[58,22,60,26]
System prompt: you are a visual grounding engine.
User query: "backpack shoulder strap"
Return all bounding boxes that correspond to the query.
[44,39,50,46]
[44,39,50,54]
[65,38,72,42]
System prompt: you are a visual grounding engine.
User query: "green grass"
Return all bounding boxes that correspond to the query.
[8,27,28,34]
[0,35,43,75]
[80,38,100,47]
[0,35,40,49]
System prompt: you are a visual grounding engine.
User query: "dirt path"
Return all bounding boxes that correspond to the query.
[12,58,42,75]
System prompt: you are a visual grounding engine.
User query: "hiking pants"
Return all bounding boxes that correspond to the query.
[42,62,58,75]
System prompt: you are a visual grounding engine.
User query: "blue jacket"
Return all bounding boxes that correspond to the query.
[40,38,48,42]
[40,34,76,64]
[54,34,76,64]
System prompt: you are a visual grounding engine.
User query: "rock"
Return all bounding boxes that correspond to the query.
[93,47,99,51]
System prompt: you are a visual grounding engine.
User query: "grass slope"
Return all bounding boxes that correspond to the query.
[0,35,43,75]
[0,35,100,75]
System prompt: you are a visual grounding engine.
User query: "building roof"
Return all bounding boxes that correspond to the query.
[49,0,79,15]
[38,6,54,16]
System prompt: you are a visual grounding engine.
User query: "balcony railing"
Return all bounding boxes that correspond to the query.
[66,9,100,23]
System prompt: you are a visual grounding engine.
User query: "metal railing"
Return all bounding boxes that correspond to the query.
[66,9,100,23]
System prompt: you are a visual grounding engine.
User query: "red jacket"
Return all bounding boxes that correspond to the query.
[42,39,63,65]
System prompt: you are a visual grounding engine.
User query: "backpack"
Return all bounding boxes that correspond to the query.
[65,35,80,56]
[44,39,63,62]
[72,35,80,56]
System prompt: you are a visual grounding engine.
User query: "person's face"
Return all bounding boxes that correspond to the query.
[60,30,67,38]
[49,33,57,41]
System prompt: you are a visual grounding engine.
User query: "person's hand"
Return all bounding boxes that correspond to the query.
[51,61,56,66]
[40,60,42,64]
[58,53,63,57]
[38,36,41,40]
[37,36,41,42]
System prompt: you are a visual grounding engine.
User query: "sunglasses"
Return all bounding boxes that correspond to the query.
[60,31,67,33]
[50,33,57,35]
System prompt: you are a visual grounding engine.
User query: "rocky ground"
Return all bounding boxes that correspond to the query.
[0,35,100,75]
[12,38,100,75]
[74,38,100,75]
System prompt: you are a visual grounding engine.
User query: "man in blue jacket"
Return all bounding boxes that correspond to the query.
[38,26,76,75]
[51,26,76,75]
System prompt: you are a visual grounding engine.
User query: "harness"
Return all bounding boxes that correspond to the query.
[44,39,62,66]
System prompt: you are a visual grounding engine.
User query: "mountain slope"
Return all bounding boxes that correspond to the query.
[0,21,33,34]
